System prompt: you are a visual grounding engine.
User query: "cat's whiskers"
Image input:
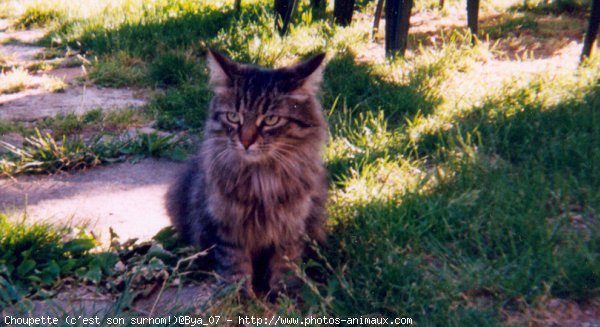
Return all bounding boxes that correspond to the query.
[206,147,232,174]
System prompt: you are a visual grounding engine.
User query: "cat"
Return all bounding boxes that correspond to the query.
[166,49,328,297]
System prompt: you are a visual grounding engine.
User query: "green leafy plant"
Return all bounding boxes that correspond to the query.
[0,214,96,307]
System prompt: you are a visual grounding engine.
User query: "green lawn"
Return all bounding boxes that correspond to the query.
[0,0,598,325]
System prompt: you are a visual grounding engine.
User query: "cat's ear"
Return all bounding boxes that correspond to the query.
[287,53,326,96]
[207,49,239,93]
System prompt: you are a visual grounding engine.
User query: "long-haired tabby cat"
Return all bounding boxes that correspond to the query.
[166,49,328,297]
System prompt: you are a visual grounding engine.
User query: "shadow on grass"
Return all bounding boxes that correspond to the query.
[40,4,257,58]
[509,0,593,16]
[319,84,599,324]
[41,1,337,60]
[324,51,442,123]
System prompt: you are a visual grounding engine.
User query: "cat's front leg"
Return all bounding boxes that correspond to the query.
[214,240,255,297]
[268,242,303,299]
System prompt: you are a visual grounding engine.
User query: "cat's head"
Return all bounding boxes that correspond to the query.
[204,49,327,162]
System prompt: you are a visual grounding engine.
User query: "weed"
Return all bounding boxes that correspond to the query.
[35,48,65,60]
[40,74,67,92]
[0,68,67,94]
[122,131,190,161]
[0,68,30,94]
[36,108,150,136]
[0,130,104,175]
[0,128,190,176]
[26,61,55,73]
[103,108,148,130]
[0,121,18,135]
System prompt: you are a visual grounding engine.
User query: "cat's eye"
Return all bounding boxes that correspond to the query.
[225,112,241,123]
[263,115,280,126]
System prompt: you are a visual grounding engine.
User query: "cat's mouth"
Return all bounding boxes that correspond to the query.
[233,143,266,161]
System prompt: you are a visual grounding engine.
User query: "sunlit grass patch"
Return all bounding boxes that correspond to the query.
[25,61,55,73]
[13,4,65,29]
[332,157,426,205]
[39,74,67,92]
[407,56,600,153]
[0,68,30,93]
[0,67,67,94]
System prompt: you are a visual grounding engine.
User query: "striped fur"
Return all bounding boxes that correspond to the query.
[166,50,328,296]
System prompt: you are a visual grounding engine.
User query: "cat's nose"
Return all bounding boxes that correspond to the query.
[241,139,254,149]
[240,125,258,150]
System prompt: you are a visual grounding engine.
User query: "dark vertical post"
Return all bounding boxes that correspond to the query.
[440,0,445,9]
[274,0,297,35]
[385,0,413,57]
[372,0,385,39]
[581,0,600,61]
[234,0,242,11]
[467,0,480,44]
[333,0,356,26]
[311,0,326,10]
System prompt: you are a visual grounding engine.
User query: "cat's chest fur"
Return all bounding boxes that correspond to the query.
[205,160,319,250]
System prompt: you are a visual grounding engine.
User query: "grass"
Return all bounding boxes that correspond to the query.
[13,5,65,29]
[0,213,207,312]
[0,213,95,307]
[34,108,148,136]
[0,67,67,94]
[88,52,147,87]
[1,0,599,325]
[0,68,30,94]
[0,128,190,176]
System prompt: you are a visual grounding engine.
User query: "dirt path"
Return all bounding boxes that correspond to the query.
[0,86,146,121]
[0,22,170,243]
[0,19,148,121]
[0,159,184,243]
